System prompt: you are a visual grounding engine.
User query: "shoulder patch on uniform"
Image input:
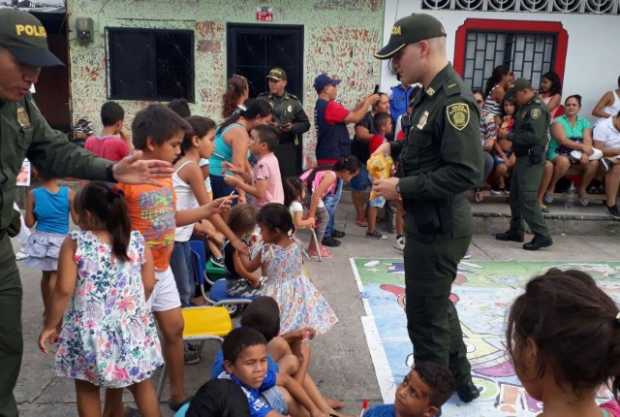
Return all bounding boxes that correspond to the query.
[530,108,542,120]
[446,102,470,131]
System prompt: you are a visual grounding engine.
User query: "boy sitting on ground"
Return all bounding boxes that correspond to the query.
[365,362,455,417]
[241,296,345,414]
[217,327,328,417]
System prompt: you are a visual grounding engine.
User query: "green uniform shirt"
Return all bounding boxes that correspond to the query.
[392,64,483,239]
[0,95,111,232]
[508,96,550,148]
[257,91,310,143]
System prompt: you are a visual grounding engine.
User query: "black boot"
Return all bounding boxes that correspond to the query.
[523,234,553,251]
[457,380,480,403]
[495,230,524,242]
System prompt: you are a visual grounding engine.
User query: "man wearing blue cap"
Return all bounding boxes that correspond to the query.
[0,8,173,416]
[313,73,379,247]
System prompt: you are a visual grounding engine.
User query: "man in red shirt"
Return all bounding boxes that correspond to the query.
[84,101,131,161]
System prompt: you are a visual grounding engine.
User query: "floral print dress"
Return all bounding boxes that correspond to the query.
[261,241,338,335]
[55,230,162,388]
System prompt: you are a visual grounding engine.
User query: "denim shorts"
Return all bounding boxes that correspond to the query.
[369,196,386,208]
[349,166,371,192]
[262,386,288,415]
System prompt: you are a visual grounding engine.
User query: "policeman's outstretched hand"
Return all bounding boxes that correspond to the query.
[372,177,400,201]
[112,151,174,185]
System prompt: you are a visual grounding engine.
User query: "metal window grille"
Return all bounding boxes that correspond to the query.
[463,31,555,91]
[423,0,619,14]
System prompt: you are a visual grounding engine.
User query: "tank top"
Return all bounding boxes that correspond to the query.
[173,160,199,242]
[299,169,336,209]
[603,90,620,119]
[33,185,70,234]
[209,123,245,176]
[483,85,502,116]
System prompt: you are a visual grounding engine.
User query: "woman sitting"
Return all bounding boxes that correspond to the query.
[540,95,600,207]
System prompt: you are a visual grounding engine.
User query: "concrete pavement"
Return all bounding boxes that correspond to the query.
[12,198,620,416]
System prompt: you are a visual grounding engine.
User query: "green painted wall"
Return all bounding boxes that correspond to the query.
[66,0,385,161]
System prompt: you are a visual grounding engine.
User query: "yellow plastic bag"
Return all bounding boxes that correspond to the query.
[367,153,393,200]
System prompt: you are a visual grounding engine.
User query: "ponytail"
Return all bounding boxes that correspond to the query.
[333,155,360,173]
[218,98,272,133]
[75,182,131,262]
[106,190,131,262]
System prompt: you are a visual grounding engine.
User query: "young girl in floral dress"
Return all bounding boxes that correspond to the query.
[38,182,162,417]
[242,203,338,335]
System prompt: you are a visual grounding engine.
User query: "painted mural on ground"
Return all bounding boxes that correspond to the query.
[352,258,620,417]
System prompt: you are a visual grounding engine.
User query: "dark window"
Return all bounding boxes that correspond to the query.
[463,31,555,91]
[107,28,194,101]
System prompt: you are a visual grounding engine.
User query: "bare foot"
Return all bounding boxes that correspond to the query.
[326,399,345,410]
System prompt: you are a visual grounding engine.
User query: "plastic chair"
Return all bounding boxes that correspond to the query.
[189,240,252,315]
[156,306,232,400]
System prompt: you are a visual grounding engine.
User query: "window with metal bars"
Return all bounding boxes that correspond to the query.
[463,31,556,92]
[107,28,195,102]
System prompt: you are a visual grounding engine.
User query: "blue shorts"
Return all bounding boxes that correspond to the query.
[263,386,288,415]
[349,166,371,192]
[369,196,386,208]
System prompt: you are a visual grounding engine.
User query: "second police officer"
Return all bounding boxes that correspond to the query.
[258,67,310,176]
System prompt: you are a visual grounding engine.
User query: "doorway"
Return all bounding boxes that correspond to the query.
[33,12,71,132]
[227,24,305,176]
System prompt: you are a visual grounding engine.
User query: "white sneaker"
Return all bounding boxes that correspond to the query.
[393,235,405,252]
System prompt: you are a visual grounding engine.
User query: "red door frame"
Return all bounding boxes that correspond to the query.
[453,18,569,81]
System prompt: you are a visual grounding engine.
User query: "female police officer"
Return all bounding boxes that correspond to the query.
[372,13,483,403]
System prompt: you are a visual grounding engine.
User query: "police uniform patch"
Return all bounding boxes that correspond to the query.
[287,105,292,113]
[531,108,541,120]
[16,107,31,128]
[446,103,470,131]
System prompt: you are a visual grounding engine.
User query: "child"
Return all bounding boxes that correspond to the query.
[302,156,361,253]
[84,101,131,162]
[224,125,284,207]
[24,170,77,318]
[171,115,222,307]
[241,296,345,415]
[176,379,250,417]
[506,268,620,417]
[366,112,394,240]
[283,177,315,232]
[218,327,327,417]
[223,204,262,297]
[364,362,455,417]
[116,104,234,411]
[493,98,516,193]
[242,203,338,335]
[38,182,162,417]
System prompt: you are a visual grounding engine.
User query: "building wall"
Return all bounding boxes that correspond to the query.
[66,0,385,161]
[381,0,620,121]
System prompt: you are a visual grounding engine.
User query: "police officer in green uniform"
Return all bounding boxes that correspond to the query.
[372,13,483,402]
[258,68,310,176]
[496,79,553,250]
[0,9,172,416]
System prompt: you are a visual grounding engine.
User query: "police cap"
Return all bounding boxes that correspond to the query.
[375,13,446,60]
[0,8,63,67]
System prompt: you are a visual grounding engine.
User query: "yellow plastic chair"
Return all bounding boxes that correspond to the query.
[156,306,233,399]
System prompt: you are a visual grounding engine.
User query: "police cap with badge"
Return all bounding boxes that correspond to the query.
[0,8,63,67]
[374,13,446,60]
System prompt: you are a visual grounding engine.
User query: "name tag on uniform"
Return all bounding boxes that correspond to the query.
[416,110,429,130]
[16,107,31,128]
